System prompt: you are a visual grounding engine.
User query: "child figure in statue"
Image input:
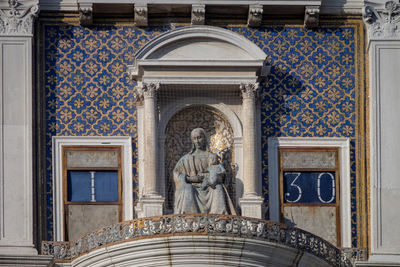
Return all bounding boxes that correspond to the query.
[201,155,225,190]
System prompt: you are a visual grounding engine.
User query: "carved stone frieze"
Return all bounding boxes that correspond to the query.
[0,0,38,36]
[304,5,320,28]
[134,4,148,27]
[364,0,400,39]
[78,4,93,26]
[247,4,263,27]
[41,214,353,266]
[240,83,260,100]
[191,4,205,25]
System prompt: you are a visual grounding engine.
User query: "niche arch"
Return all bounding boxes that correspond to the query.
[163,104,237,213]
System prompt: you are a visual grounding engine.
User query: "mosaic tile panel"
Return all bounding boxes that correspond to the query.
[42,24,358,246]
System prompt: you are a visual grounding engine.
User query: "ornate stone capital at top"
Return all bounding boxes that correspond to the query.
[364,0,400,40]
[240,83,260,100]
[0,0,38,36]
[134,82,160,104]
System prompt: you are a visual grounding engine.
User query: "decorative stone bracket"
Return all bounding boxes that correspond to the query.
[304,5,320,28]
[75,0,321,28]
[0,0,39,36]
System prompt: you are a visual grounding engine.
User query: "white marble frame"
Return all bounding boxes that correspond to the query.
[268,137,351,247]
[52,136,133,241]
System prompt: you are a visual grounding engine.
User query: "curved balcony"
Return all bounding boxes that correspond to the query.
[42,214,353,267]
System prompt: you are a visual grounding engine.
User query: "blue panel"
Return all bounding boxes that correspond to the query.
[283,171,336,204]
[94,171,119,202]
[67,171,91,202]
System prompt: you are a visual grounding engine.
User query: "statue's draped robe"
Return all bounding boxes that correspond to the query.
[173,151,235,214]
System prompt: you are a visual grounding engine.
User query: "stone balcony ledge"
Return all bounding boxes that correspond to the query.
[41,214,358,266]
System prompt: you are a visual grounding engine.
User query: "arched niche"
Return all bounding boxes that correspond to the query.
[131,26,269,219]
[163,105,236,213]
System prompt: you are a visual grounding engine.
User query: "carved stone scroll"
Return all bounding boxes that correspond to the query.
[247,4,263,27]
[135,4,148,27]
[364,0,400,39]
[304,6,320,28]
[191,4,205,25]
[0,0,38,36]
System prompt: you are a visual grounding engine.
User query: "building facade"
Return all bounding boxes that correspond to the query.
[0,0,399,266]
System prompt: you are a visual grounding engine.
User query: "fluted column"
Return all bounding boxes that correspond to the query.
[134,82,164,218]
[239,83,264,219]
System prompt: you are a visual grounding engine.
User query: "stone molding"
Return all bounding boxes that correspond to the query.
[41,214,353,266]
[191,4,205,25]
[240,82,260,99]
[305,5,320,28]
[134,4,148,27]
[363,0,400,40]
[0,0,38,36]
[247,4,263,27]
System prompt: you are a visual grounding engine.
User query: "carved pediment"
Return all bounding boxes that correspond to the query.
[128,26,269,85]
[148,38,253,60]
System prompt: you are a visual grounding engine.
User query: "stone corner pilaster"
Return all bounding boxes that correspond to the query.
[135,195,165,218]
[0,0,39,37]
[363,0,400,43]
[239,195,264,219]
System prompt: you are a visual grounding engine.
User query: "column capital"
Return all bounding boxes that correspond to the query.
[134,82,160,104]
[363,0,400,41]
[240,82,260,100]
[0,0,38,36]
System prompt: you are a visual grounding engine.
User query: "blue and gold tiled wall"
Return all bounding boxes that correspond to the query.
[42,21,364,247]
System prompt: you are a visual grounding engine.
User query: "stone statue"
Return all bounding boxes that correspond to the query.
[173,128,236,215]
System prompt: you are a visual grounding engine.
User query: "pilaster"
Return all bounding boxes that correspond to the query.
[364,0,400,264]
[0,0,40,257]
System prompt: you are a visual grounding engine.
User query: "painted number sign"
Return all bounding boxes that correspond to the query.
[283,171,336,204]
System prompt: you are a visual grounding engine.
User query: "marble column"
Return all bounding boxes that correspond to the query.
[0,0,52,265]
[134,82,164,218]
[363,1,400,264]
[238,83,264,219]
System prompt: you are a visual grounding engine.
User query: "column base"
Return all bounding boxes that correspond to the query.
[239,194,264,219]
[135,194,165,218]
[0,254,53,267]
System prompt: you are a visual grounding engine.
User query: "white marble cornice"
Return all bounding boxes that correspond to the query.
[0,0,38,36]
[364,0,400,41]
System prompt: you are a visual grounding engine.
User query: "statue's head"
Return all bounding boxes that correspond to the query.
[190,128,207,152]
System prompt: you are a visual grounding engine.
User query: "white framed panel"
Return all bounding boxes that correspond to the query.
[52,136,133,241]
[268,137,351,247]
